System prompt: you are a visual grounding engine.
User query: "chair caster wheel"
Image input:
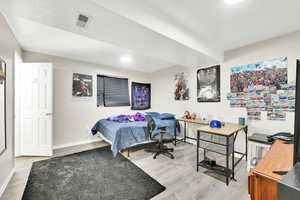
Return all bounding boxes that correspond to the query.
[153,156,157,159]
[171,155,174,159]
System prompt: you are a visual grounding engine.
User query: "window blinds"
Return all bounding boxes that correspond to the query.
[97,75,130,107]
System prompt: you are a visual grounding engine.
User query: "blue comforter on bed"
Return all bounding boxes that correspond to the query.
[91,118,180,156]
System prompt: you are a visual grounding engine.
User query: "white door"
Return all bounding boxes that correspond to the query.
[19,63,53,156]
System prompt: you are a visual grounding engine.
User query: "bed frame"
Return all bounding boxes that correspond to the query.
[96,132,156,157]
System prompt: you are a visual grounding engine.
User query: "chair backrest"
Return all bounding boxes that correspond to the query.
[145,115,156,138]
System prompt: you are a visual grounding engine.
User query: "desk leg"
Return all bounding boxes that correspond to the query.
[226,136,229,186]
[197,131,199,172]
[232,133,235,181]
[245,126,248,161]
[184,121,187,142]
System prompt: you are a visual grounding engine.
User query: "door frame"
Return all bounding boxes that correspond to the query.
[13,50,22,157]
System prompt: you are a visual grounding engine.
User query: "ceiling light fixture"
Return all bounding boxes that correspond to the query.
[224,0,245,5]
[120,56,133,63]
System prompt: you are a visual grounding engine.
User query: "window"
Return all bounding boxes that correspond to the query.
[97,75,104,106]
[97,75,130,107]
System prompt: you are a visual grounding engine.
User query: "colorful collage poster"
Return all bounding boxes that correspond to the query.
[247,110,261,120]
[230,57,288,93]
[227,57,294,121]
[267,110,286,121]
[270,90,295,111]
[227,92,247,108]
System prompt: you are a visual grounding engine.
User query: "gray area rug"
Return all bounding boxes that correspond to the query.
[22,146,166,200]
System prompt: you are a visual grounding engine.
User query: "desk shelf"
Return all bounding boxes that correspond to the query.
[198,133,234,155]
[198,160,232,177]
[196,124,248,186]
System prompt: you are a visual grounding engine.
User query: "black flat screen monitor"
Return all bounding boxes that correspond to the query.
[294,60,300,164]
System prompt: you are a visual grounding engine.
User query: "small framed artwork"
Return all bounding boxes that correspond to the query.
[174,72,189,100]
[131,82,151,110]
[72,73,93,97]
[197,65,221,102]
[0,59,6,156]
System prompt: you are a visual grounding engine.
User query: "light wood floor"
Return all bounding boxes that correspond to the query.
[0,141,250,200]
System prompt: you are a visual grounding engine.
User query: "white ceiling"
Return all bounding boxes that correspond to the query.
[1,0,300,72]
[92,0,300,50]
[7,17,175,72]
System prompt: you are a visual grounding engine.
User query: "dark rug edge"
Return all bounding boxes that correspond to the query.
[23,146,166,199]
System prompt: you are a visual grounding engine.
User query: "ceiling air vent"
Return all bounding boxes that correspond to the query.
[76,14,90,28]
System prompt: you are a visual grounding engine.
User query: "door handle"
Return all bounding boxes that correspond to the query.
[46,113,53,116]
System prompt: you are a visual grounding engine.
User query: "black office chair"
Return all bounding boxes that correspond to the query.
[145,115,174,159]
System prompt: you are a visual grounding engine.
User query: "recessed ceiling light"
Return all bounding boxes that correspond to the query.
[120,56,133,63]
[224,0,245,5]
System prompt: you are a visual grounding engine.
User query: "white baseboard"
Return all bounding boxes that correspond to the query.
[0,168,15,198]
[53,138,103,150]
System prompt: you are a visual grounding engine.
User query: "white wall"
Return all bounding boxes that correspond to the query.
[0,13,22,195]
[151,65,191,116]
[151,31,300,152]
[20,29,300,155]
[23,51,152,148]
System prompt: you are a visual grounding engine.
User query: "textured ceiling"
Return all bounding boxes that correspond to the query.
[1,0,300,72]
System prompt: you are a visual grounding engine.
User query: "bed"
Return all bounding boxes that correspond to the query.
[91,117,180,156]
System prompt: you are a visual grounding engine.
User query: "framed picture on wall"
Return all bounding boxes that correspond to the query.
[197,65,221,102]
[0,59,6,156]
[131,82,151,110]
[72,73,93,97]
[174,72,189,100]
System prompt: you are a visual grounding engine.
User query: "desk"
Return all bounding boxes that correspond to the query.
[197,123,248,185]
[175,118,210,145]
[248,140,293,200]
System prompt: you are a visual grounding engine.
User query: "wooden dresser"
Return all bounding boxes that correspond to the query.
[248,140,293,200]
